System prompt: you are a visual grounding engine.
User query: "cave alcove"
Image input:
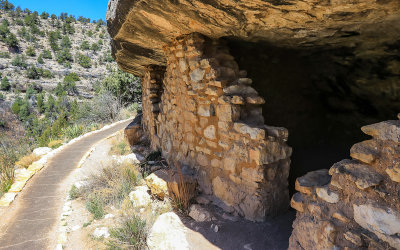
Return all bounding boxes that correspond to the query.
[224,38,400,194]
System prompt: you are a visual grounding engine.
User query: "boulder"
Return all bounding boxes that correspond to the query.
[125,114,145,146]
[147,212,219,250]
[129,185,152,208]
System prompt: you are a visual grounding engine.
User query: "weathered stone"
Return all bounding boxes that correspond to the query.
[344,231,363,247]
[190,68,205,82]
[246,96,265,105]
[386,163,400,183]
[204,125,216,140]
[129,186,151,208]
[291,192,305,213]
[145,171,169,200]
[198,105,210,117]
[188,204,213,222]
[350,140,377,164]
[332,212,350,223]
[223,85,258,96]
[361,120,400,142]
[125,114,145,146]
[330,160,383,190]
[295,169,331,195]
[316,186,339,204]
[32,147,52,157]
[147,212,218,250]
[233,123,265,140]
[231,95,244,105]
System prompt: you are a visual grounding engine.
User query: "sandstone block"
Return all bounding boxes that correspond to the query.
[344,231,363,246]
[145,171,169,200]
[330,159,383,190]
[386,163,400,183]
[291,192,305,212]
[189,204,213,222]
[204,125,216,140]
[316,186,339,204]
[361,120,400,142]
[223,85,258,96]
[295,169,331,195]
[350,140,378,164]
[129,186,151,208]
[198,105,211,117]
[190,68,205,82]
[125,115,145,146]
[233,123,265,140]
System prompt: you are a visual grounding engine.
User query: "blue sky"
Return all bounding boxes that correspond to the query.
[10,0,109,21]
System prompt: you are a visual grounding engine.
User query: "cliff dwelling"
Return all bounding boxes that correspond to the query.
[107,0,400,248]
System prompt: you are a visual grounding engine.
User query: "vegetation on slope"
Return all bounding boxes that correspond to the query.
[0,1,142,196]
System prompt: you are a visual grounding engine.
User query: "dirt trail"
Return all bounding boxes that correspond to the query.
[0,120,131,250]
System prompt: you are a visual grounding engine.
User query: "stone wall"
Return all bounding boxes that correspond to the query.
[141,33,292,221]
[289,119,400,249]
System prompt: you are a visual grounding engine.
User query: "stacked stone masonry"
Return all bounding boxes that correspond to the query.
[289,118,400,249]
[141,33,292,221]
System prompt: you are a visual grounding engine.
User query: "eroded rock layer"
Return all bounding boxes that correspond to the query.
[289,118,400,249]
[107,0,400,76]
[141,34,291,221]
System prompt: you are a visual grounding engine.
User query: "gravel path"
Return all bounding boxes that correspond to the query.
[0,120,131,250]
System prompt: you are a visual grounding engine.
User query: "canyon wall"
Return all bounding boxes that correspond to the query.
[141,34,291,221]
[289,119,400,249]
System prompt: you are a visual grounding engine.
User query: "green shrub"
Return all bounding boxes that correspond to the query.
[42,69,53,78]
[86,193,104,219]
[62,124,84,139]
[91,43,100,52]
[26,66,41,79]
[80,40,90,50]
[25,46,36,57]
[0,51,10,58]
[56,48,73,64]
[41,49,52,59]
[0,76,11,91]
[77,53,91,68]
[61,35,71,48]
[108,216,147,249]
[69,184,80,200]
[11,55,27,68]
[37,54,44,64]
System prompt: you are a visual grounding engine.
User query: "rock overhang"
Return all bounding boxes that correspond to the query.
[107,0,400,76]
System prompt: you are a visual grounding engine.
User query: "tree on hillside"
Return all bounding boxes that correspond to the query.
[76,53,91,68]
[0,76,10,91]
[61,35,71,48]
[101,68,142,106]
[25,46,36,57]
[40,12,49,19]
[80,40,90,50]
[0,0,14,11]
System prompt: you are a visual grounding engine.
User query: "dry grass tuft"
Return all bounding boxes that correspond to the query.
[109,133,131,156]
[48,140,63,149]
[167,163,197,213]
[15,153,40,169]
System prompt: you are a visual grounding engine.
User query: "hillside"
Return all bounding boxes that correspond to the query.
[0,7,115,100]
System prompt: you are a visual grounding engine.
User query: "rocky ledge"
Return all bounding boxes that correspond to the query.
[107,0,400,76]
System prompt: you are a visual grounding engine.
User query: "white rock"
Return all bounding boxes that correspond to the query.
[71,225,81,231]
[129,186,151,208]
[33,147,52,157]
[316,186,339,203]
[93,227,110,238]
[147,212,219,250]
[147,212,190,250]
[189,204,212,222]
[73,181,88,189]
[105,214,115,219]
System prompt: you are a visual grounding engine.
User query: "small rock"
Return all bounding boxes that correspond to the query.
[386,162,400,183]
[93,227,110,238]
[350,140,377,164]
[344,231,363,246]
[129,186,151,207]
[71,225,81,231]
[145,171,169,200]
[211,224,219,232]
[105,214,115,219]
[189,204,213,222]
[316,186,339,203]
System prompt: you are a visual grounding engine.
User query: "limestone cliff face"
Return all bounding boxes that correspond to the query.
[107,0,400,76]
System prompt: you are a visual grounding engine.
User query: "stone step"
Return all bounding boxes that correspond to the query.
[223,84,258,96]
[350,140,379,164]
[295,169,331,195]
[361,120,400,142]
[329,159,383,190]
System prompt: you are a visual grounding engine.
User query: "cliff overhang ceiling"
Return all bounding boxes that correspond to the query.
[107,0,400,76]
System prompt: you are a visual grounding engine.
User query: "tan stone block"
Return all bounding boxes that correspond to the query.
[386,163,400,182]
[197,153,210,167]
[231,96,244,105]
[218,121,229,131]
[233,123,265,140]
[223,157,236,173]
[218,140,230,150]
[216,104,232,122]
[229,173,242,184]
[196,146,211,155]
[249,148,262,165]
[332,212,350,223]
[211,158,221,168]
[206,140,217,148]
[199,117,208,128]
[241,167,264,182]
[290,193,305,212]
[198,105,211,117]
[204,125,216,140]
[205,86,219,96]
